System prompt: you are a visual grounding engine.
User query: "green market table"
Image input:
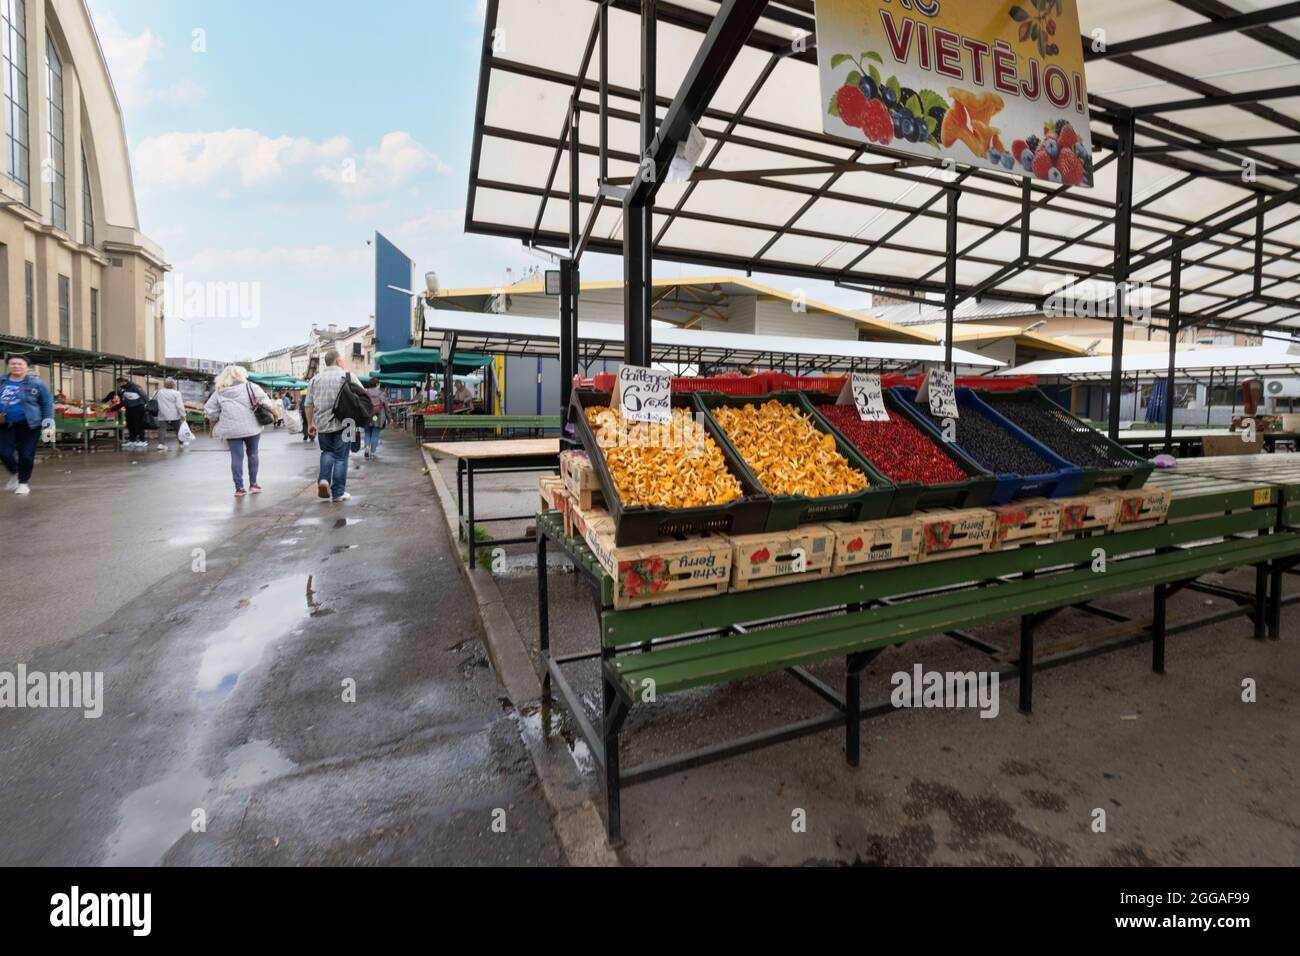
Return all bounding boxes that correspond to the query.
[55,416,124,452]
[425,439,560,569]
[421,414,561,440]
[536,470,1300,843]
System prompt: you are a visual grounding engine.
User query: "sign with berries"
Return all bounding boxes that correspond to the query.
[817,0,1093,187]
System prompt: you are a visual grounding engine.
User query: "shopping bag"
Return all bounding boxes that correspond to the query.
[283,409,303,434]
[178,421,195,444]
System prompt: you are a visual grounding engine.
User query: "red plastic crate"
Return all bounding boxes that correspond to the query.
[765,371,846,395]
[671,374,769,395]
[957,374,1038,391]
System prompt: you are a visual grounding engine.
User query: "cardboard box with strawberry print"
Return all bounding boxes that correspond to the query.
[990,498,1063,545]
[830,516,920,572]
[916,508,998,561]
[730,526,835,589]
[581,514,732,609]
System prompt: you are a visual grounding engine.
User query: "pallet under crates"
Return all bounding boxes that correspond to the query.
[560,448,604,511]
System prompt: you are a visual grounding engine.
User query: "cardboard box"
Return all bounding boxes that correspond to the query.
[1203,433,1262,456]
[916,508,997,561]
[830,517,920,572]
[1057,493,1119,534]
[560,449,603,509]
[581,515,731,609]
[1107,487,1172,529]
[990,498,1062,545]
[730,525,835,589]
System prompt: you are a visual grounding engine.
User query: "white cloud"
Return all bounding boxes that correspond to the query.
[90,8,203,111]
[318,132,449,198]
[135,129,351,187]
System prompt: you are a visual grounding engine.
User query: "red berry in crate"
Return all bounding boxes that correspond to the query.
[820,404,967,485]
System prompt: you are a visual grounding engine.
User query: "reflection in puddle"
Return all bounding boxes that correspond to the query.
[221,739,297,791]
[332,517,362,528]
[103,767,210,866]
[195,575,313,696]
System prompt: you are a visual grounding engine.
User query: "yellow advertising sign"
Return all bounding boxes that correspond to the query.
[817,0,1093,187]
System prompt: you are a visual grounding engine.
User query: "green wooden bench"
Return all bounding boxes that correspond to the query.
[421,414,560,438]
[536,483,1300,842]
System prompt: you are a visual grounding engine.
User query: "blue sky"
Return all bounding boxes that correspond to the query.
[89,0,870,362]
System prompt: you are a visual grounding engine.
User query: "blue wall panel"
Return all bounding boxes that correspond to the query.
[374,232,413,354]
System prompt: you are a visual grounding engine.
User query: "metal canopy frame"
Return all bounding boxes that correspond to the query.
[468,0,1300,437]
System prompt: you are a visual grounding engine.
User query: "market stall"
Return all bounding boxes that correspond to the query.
[464,0,1300,843]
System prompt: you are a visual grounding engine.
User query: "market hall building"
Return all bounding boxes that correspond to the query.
[0,0,166,391]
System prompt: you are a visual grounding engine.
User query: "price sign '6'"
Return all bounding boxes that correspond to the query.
[616,366,673,424]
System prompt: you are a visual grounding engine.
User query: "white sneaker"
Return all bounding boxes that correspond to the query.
[332,492,351,502]
[157,443,167,450]
[4,476,17,491]
[317,479,331,499]
[15,483,30,495]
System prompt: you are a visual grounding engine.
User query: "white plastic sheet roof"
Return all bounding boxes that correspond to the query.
[468,0,1300,333]
[999,344,1300,379]
[421,310,1002,370]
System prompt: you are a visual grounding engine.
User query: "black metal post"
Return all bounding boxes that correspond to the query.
[1165,251,1180,453]
[1019,615,1034,714]
[945,186,959,370]
[1255,564,1268,640]
[443,330,457,419]
[1152,583,1167,673]
[538,530,551,701]
[1109,114,1136,441]
[466,458,476,569]
[639,0,656,365]
[599,0,609,185]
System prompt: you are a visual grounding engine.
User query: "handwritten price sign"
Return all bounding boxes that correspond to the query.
[842,373,889,421]
[616,366,673,424]
[918,368,959,419]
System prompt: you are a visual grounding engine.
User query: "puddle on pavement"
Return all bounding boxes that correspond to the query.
[515,702,595,778]
[195,575,315,698]
[103,767,210,866]
[221,739,297,790]
[166,525,218,547]
[279,538,300,546]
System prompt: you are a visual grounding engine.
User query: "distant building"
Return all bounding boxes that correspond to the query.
[250,323,375,380]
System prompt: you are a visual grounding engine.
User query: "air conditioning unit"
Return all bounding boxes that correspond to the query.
[1264,377,1300,399]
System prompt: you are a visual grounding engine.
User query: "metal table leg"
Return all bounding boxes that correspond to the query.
[467,459,476,569]
[456,459,465,541]
[601,670,629,846]
[1254,564,1268,641]
[538,531,551,703]
[1019,615,1034,714]
[1152,583,1167,673]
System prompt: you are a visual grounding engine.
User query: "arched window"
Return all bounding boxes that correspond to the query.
[1,0,28,204]
[46,30,65,231]
[82,144,92,244]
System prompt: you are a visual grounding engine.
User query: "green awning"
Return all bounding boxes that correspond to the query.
[375,348,493,374]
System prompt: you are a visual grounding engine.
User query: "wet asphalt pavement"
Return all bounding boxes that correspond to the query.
[0,428,562,866]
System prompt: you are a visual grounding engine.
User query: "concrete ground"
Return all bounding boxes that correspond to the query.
[0,428,562,866]
[443,459,1300,866]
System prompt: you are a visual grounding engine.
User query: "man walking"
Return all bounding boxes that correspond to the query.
[0,355,55,495]
[105,375,149,448]
[303,349,368,503]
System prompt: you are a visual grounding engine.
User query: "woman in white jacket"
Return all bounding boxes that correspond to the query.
[152,378,187,450]
[203,366,280,497]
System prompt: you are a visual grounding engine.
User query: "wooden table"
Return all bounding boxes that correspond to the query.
[425,439,561,568]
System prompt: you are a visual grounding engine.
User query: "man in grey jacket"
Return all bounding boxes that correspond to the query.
[303,349,353,502]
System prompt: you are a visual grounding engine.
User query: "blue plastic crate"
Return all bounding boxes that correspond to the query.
[892,386,1084,503]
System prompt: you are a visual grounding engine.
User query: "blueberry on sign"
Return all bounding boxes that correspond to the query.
[918,368,958,419]
[616,366,673,424]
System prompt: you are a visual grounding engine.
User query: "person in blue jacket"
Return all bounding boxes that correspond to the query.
[0,354,55,495]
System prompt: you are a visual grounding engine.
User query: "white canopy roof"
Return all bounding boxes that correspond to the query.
[468,0,1300,334]
[421,311,1002,371]
[998,345,1300,380]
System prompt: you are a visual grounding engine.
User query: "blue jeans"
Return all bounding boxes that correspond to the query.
[228,434,260,491]
[318,429,350,497]
[364,425,382,454]
[0,421,40,483]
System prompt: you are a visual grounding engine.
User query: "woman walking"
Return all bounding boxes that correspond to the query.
[152,378,187,450]
[0,355,54,495]
[203,365,280,497]
[363,377,389,459]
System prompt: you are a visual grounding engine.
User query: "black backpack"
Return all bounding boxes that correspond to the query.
[331,373,373,431]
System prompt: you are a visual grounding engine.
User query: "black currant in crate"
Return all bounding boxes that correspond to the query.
[917,403,1054,476]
